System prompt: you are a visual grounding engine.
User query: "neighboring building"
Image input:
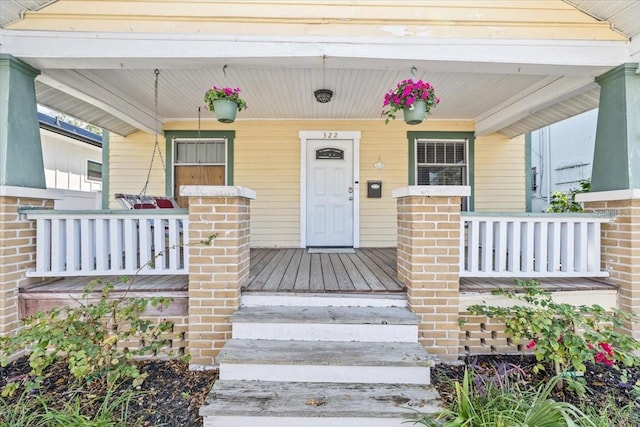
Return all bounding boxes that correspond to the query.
[38,112,103,209]
[530,109,598,212]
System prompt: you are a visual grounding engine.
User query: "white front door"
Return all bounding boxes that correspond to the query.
[306,139,354,247]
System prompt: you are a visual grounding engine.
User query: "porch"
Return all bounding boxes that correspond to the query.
[10,189,626,364]
[18,248,618,319]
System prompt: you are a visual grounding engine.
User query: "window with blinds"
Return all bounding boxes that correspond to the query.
[416,139,467,186]
[174,138,226,164]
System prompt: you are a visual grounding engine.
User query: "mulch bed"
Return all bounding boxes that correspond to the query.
[2,354,639,425]
[0,357,218,427]
[432,354,640,411]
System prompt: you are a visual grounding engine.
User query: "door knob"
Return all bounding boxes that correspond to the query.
[348,187,353,193]
[348,196,353,201]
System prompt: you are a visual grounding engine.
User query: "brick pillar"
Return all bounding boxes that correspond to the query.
[577,190,640,339]
[181,186,255,367]
[393,186,470,361]
[0,189,54,338]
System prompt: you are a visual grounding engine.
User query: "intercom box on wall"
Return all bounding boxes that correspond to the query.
[367,181,382,198]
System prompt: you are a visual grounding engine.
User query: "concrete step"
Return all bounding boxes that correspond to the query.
[201,380,441,427]
[241,292,407,308]
[231,305,418,342]
[217,339,435,384]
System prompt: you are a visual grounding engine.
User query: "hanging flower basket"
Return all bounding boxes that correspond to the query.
[382,78,439,125]
[204,86,247,123]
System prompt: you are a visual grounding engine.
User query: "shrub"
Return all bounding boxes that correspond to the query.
[546,180,590,213]
[466,279,640,393]
[0,279,177,395]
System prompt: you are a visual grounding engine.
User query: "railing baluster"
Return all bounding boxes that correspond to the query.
[495,220,507,273]
[23,209,190,277]
[95,218,108,273]
[481,220,493,273]
[561,221,575,273]
[534,221,548,273]
[35,218,51,274]
[138,217,153,272]
[468,219,480,275]
[459,213,610,278]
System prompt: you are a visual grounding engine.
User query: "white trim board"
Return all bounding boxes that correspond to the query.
[299,130,361,249]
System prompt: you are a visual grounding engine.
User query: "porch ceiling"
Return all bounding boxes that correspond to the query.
[1,0,639,138]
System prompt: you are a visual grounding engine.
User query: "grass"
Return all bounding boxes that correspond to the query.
[0,386,152,427]
[411,369,634,427]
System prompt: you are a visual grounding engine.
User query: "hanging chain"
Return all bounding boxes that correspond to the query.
[140,69,165,196]
[198,106,202,142]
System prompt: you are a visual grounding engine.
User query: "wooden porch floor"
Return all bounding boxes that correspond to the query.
[19,248,618,318]
[243,248,405,293]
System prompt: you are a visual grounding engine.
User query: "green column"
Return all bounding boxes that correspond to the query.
[591,63,640,192]
[0,54,45,189]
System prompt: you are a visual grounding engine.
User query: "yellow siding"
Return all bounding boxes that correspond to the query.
[108,131,166,209]
[115,121,524,247]
[10,0,625,41]
[474,134,526,212]
[159,119,473,247]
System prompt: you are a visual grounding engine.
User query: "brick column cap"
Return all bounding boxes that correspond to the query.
[392,185,471,199]
[576,188,640,203]
[180,185,256,200]
[0,185,61,200]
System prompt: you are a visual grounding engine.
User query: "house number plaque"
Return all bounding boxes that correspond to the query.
[316,148,344,160]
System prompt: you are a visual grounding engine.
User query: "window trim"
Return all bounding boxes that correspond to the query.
[164,130,234,196]
[408,131,475,211]
[173,137,227,167]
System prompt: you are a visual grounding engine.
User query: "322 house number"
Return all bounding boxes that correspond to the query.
[322,132,338,139]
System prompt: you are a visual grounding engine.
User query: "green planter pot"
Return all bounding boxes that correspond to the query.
[212,99,238,123]
[403,100,427,125]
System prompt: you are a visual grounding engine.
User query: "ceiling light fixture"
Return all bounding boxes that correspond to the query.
[314,55,333,103]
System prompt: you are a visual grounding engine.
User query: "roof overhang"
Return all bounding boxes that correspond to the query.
[1,29,632,137]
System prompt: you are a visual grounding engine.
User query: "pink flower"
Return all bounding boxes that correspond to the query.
[598,342,613,356]
[526,339,536,350]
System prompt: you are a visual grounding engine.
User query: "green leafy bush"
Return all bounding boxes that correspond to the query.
[466,280,640,393]
[0,279,176,394]
[546,180,590,213]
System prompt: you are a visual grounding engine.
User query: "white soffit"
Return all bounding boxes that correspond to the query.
[35,81,138,136]
[564,0,640,39]
[499,87,601,138]
[0,0,57,28]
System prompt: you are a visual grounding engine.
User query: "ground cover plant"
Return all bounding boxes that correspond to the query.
[427,355,640,427]
[467,279,640,394]
[417,279,640,426]
[0,279,217,426]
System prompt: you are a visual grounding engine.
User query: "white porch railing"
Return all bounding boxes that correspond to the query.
[23,209,189,277]
[460,212,611,278]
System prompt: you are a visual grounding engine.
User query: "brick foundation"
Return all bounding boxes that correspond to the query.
[393,186,470,361]
[580,192,640,339]
[182,186,255,367]
[0,194,53,338]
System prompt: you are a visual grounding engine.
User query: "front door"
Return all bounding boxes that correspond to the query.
[306,139,354,247]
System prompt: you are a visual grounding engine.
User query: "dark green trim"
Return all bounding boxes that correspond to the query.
[101,131,110,209]
[0,54,45,188]
[164,130,235,196]
[595,63,639,86]
[591,62,640,192]
[407,131,475,210]
[0,54,40,79]
[525,132,532,212]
